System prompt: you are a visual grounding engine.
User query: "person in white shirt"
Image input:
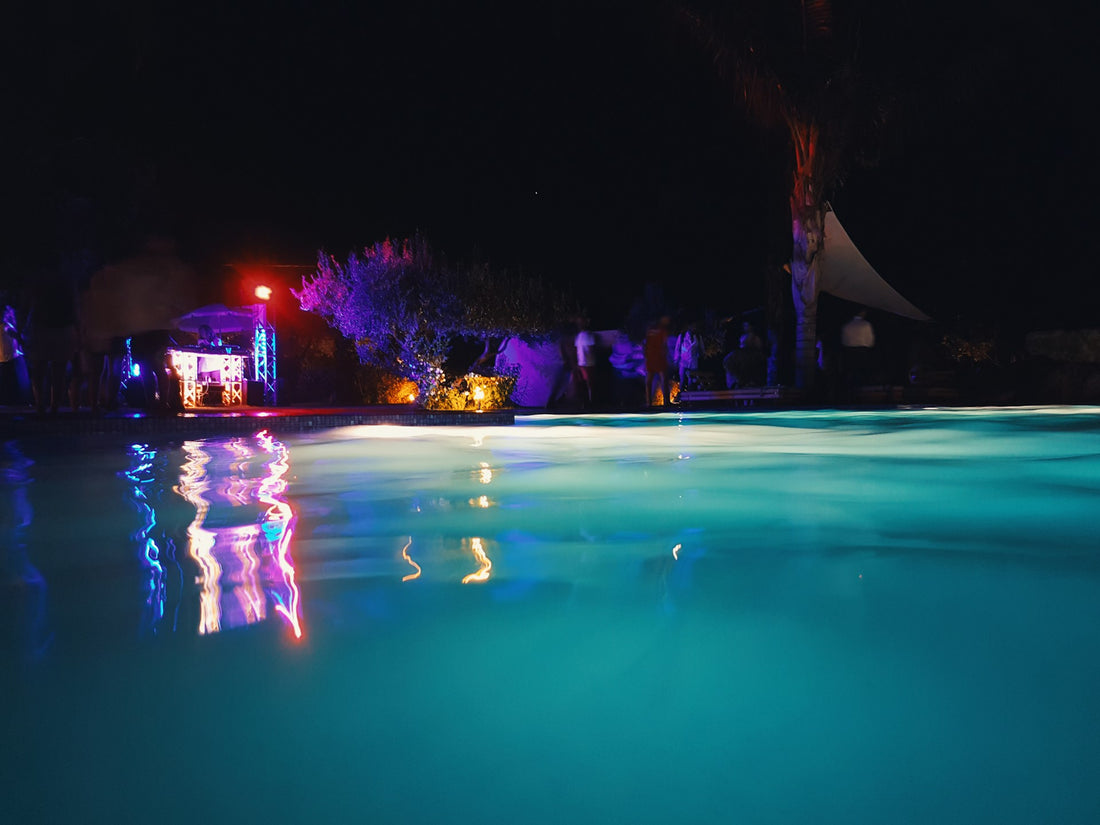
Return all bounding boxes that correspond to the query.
[675,323,701,392]
[840,309,875,399]
[841,309,875,349]
[574,318,597,406]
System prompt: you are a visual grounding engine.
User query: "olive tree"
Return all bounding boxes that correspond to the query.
[294,234,577,400]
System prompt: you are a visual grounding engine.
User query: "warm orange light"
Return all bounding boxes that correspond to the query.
[169,348,246,408]
[175,442,221,634]
[461,537,492,584]
[175,433,303,640]
[401,537,421,582]
[255,285,273,301]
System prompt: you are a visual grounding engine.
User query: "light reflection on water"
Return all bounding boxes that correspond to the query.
[291,407,1100,589]
[3,408,1100,825]
[0,440,49,660]
[169,431,303,639]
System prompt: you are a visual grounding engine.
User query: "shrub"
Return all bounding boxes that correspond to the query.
[422,373,517,411]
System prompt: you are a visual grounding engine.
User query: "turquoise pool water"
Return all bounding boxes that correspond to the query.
[3,408,1099,824]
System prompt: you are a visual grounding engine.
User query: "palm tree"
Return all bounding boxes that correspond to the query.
[677,1,884,389]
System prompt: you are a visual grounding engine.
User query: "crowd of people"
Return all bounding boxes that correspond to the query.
[0,293,156,416]
[537,306,885,410]
[542,313,784,409]
[0,238,202,415]
[1,265,882,415]
[0,296,194,416]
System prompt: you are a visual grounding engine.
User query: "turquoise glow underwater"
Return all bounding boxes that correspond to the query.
[3,408,1099,824]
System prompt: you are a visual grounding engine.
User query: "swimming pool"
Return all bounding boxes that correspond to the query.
[3,408,1099,824]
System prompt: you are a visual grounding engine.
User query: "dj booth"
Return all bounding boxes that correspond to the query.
[167,346,250,408]
[149,302,277,409]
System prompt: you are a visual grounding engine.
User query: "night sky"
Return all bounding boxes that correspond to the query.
[5,0,1096,334]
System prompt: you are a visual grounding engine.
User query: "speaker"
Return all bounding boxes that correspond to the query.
[199,383,219,406]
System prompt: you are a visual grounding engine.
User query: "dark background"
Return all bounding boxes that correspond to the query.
[4,0,1096,334]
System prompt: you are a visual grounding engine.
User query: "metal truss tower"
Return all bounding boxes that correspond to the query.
[251,304,277,405]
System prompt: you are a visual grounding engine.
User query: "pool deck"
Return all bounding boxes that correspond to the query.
[0,404,516,438]
[0,383,958,439]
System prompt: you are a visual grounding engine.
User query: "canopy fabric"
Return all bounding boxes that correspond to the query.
[174,304,256,334]
[820,209,931,321]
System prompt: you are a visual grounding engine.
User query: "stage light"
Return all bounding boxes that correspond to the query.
[254,285,273,301]
[131,362,141,378]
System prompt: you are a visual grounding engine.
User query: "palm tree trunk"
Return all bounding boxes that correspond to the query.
[788,122,825,391]
[790,198,824,391]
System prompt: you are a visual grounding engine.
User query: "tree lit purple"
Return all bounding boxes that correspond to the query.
[294,234,577,402]
[294,235,457,399]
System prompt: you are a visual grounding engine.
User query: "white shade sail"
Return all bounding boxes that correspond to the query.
[820,209,931,321]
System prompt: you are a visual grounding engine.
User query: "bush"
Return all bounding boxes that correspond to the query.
[422,373,517,411]
[380,377,420,405]
[465,372,516,410]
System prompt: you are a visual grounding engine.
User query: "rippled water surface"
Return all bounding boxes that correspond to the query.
[3,408,1100,824]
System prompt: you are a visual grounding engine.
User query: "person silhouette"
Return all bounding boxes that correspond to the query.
[574,318,597,407]
[675,322,701,392]
[644,316,670,406]
[840,308,875,400]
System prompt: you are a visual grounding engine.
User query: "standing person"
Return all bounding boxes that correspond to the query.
[546,321,578,408]
[675,322,701,393]
[196,325,224,386]
[840,308,875,400]
[739,320,763,352]
[725,321,765,388]
[644,316,670,406]
[197,324,221,348]
[574,317,597,407]
[24,272,80,415]
[740,321,765,386]
[0,305,26,405]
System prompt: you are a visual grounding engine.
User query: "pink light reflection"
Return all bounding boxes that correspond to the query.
[173,432,303,640]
